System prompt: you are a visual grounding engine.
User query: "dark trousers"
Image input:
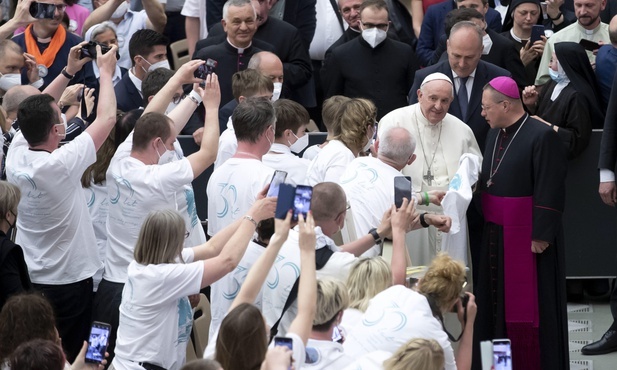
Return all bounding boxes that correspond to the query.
[93,279,125,368]
[33,277,94,363]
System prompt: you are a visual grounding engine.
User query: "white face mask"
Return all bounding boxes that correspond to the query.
[361,28,387,48]
[0,73,22,91]
[155,138,176,164]
[111,1,129,19]
[142,58,171,74]
[289,132,309,154]
[272,82,283,101]
[57,113,68,139]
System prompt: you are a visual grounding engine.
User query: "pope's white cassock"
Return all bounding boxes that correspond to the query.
[378,103,481,266]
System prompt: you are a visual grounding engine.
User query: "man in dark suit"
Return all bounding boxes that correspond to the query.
[323,0,419,120]
[416,0,502,67]
[410,21,509,150]
[198,0,314,107]
[114,30,169,112]
[431,8,527,87]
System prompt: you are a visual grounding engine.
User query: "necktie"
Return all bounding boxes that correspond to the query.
[458,76,469,120]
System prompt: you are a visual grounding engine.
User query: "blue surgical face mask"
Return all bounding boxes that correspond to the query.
[548,67,568,84]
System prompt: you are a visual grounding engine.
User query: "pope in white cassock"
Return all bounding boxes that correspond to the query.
[378,72,482,266]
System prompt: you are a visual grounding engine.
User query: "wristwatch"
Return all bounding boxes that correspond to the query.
[61,67,75,80]
[368,228,382,244]
[420,213,430,228]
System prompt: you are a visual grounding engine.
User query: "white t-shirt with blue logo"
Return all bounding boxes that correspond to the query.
[112,248,203,370]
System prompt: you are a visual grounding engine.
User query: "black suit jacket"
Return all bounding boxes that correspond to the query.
[114,72,142,113]
[599,72,617,171]
[431,30,527,88]
[409,60,510,150]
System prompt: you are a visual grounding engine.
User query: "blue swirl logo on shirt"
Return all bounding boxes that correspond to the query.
[449,174,462,191]
[177,297,193,345]
[216,183,238,218]
[184,188,199,228]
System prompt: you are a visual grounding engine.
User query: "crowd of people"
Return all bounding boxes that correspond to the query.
[1,0,617,368]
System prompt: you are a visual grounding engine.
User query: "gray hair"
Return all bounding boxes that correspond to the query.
[449,21,483,49]
[89,21,117,42]
[134,209,185,265]
[222,0,255,21]
[379,127,416,165]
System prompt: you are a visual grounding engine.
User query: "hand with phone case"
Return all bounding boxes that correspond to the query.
[264,345,293,370]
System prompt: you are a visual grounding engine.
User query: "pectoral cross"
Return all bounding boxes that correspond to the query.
[423,170,434,186]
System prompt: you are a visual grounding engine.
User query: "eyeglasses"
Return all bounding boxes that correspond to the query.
[361,21,389,31]
[481,100,505,110]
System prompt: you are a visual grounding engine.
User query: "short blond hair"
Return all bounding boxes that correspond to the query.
[418,253,466,313]
[134,210,185,265]
[384,338,445,370]
[346,257,392,312]
[313,278,349,330]
[321,95,351,133]
[0,181,20,219]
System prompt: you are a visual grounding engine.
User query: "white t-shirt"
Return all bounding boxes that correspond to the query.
[343,285,456,370]
[339,157,402,257]
[112,248,203,370]
[84,181,110,290]
[302,144,321,161]
[213,120,237,170]
[181,0,208,40]
[116,10,148,70]
[261,227,356,336]
[262,143,311,186]
[340,308,363,335]
[5,132,100,284]
[104,136,195,283]
[306,140,355,186]
[340,351,391,370]
[304,339,354,369]
[206,157,274,236]
[205,240,267,357]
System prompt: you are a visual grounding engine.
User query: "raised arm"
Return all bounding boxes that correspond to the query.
[82,0,124,36]
[229,211,292,312]
[0,0,36,39]
[43,42,92,102]
[84,45,118,150]
[390,198,415,286]
[185,73,221,178]
[193,196,277,288]
[339,208,392,257]
[143,0,167,33]
[286,213,317,345]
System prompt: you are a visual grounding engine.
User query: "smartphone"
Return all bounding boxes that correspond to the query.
[292,185,313,221]
[29,2,56,19]
[194,58,218,80]
[274,337,293,369]
[492,339,512,370]
[540,1,547,16]
[530,25,545,43]
[267,170,288,197]
[85,321,111,364]
[394,176,412,208]
[579,39,600,51]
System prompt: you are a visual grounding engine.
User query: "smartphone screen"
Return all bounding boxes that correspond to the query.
[394,176,412,208]
[85,321,111,364]
[579,39,600,51]
[492,339,512,370]
[292,185,313,221]
[267,170,288,197]
[530,25,545,43]
[29,2,56,19]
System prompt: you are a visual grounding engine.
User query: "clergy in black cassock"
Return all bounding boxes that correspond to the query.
[473,77,569,370]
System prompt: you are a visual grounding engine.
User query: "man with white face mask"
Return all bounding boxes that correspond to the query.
[82,0,167,70]
[262,99,311,185]
[0,40,43,98]
[321,0,419,120]
[114,29,170,112]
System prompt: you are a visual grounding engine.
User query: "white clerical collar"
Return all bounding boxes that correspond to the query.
[452,69,477,80]
[509,28,526,43]
[269,143,292,154]
[128,68,142,94]
[227,38,252,54]
[415,103,442,127]
[577,21,602,35]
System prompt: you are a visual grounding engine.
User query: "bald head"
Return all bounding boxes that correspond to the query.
[311,182,347,222]
[610,14,617,44]
[248,51,284,84]
[378,127,416,168]
[2,85,42,119]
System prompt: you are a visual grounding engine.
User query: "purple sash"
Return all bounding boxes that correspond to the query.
[482,193,540,370]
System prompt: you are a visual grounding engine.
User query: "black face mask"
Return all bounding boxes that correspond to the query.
[5,211,16,240]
